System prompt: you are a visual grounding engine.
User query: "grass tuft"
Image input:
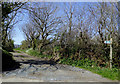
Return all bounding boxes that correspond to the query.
[27,49,52,59]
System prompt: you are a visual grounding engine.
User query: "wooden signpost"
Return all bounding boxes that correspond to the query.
[104,38,112,69]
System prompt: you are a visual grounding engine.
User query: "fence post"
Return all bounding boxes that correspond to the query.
[110,38,112,69]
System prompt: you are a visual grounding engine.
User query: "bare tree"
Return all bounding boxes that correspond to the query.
[89,2,118,44]
[27,3,62,52]
[22,22,40,50]
[59,2,76,48]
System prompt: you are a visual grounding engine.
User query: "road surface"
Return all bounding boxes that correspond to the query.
[1,52,118,82]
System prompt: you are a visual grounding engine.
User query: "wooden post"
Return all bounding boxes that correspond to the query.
[110,38,112,69]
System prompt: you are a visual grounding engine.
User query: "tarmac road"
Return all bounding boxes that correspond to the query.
[1,52,119,82]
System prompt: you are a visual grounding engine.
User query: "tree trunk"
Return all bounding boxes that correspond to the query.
[32,40,36,50]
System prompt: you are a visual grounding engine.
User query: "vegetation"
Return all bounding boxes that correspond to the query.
[14,47,27,52]
[27,50,52,59]
[2,49,20,71]
[2,2,25,51]
[59,57,119,80]
[14,48,52,59]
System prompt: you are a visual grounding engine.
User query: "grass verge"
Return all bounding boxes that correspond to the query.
[14,48,52,59]
[59,57,119,80]
[27,49,52,59]
[79,66,119,80]
[14,48,27,53]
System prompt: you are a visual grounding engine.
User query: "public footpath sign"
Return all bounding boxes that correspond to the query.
[104,40,111,44]
[104,38,113,69]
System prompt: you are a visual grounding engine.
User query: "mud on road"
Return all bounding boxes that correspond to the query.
[1,52,118,82]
